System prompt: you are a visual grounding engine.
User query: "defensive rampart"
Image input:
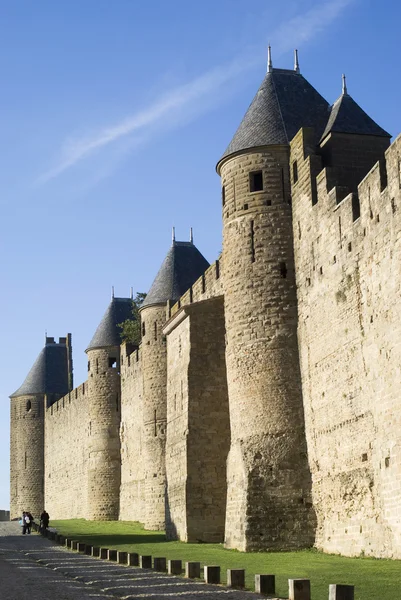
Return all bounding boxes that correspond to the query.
[291,129,401,558]
[45,383,89,519]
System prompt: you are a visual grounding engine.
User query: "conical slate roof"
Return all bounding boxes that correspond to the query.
[141,241,210,308]
[217,68,330,171]
[320,92,391,141]
[87,297,133,351]
[10,340,69,398]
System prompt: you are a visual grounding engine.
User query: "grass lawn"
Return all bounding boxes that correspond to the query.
[50,519,400,599]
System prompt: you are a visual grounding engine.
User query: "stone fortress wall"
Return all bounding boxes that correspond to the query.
[45,383,89,519]
[291,130,401,558]
[10,59,401,561]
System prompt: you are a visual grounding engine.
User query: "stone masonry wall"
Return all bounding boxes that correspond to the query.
[164,313,190,540]
[170,258,223,317]
[120,345,145,522]
[87,347,121,520]
[185,297,230,542]
[140,304,168,530]
[45,384,89,519]
[10,394,44,519]
[220,147,315,552]
[291,129,401,558]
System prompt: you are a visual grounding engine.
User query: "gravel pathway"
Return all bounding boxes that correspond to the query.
[0,522,267,600]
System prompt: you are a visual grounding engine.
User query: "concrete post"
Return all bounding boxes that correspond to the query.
[92,547,100,557]
[185,561,201,578]
[154,557,167,571]
[168,560,182,575]
[204,566,220,584]
[108,549,117,561]
[255,574,275,595]
[227,569,245,589]
[100,548,108,559]
[117,551,128,564]
[329,584,354,600]
[289,579,311,600]
[140,555,152,569]
[128,552,139,566]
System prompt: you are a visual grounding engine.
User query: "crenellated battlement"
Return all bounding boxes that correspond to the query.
[169,257,223,318]
[46,381,88,418]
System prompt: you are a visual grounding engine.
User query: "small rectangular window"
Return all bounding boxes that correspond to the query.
[222,186,226,206]
[142,322,145,337]
[108,357,117,368]
[87,361,90,372]
[249,170,263,192]
[293,161,298,183]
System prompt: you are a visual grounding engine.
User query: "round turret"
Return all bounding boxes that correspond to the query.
[218,61,323,551]
[86,296,132,520]
[9,336,71,520]
[140,236,209,530]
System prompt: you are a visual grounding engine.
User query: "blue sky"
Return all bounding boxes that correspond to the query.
[1,0,400,510]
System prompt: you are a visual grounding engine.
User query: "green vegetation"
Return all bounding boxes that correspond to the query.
[50,519,400,600]
[118,292,146,345]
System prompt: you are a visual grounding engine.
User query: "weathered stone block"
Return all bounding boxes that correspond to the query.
[204,565,220,584]
[168,559,182,575]
[329,584,354,600]
[117,551,128,564]
[77,542,86,552]
[154,557,167,571]
[255,574,275,595]
[108,549,118,561]
[140,555,152,569]
[128,552,139,566]
[91,546,100,557]
[84,544,92,555]
[185,561,201,578]
[71,540,78,550]
[289,578,311,600]
[100,548,108,559]
[227,569,245,589]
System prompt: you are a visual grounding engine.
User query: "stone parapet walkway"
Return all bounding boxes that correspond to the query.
[0,522,269,600]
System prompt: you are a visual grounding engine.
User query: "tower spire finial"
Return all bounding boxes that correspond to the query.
[267,44,273,73]
[294,49,300,74]
[190,227,193,243]
[130,286,133,300]
[172,226,176,244]
[111,286,114,299]
[342,73,348,95]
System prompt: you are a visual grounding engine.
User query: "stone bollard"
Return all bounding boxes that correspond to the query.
[100,548,108,559]
[289,579,311,600]
[65,538,70,547]
[108,549,118,561]
[58,535,65,545]
[154,557,167,571]
[185,562,201,579]
[204,566,220,584]
[140,555,152,569]
[128,552,139,566]
[255,574,276,596]
[77,542,86,553]
[117,551,128,565]
[84,544,92,555]
[168,560,182,575]
[71,540,78,551]
[92,547,100,558]
[49,532,56,541]
[227,569,245,589]
[329,584,354,600]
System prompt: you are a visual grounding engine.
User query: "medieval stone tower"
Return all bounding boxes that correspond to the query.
[86,296,132,520]
[139,234,210,530]
[10,336,72,519]
[216,50,329,551]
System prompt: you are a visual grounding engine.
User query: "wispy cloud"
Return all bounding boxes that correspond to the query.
[38,0,354,184]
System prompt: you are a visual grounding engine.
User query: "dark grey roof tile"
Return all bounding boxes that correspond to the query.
[321,93,391,141]
[142,241,209,308]
[86,297,133,351]
[10,341,69,398]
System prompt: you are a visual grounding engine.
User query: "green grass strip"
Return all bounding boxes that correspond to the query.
[51,519,400,599]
